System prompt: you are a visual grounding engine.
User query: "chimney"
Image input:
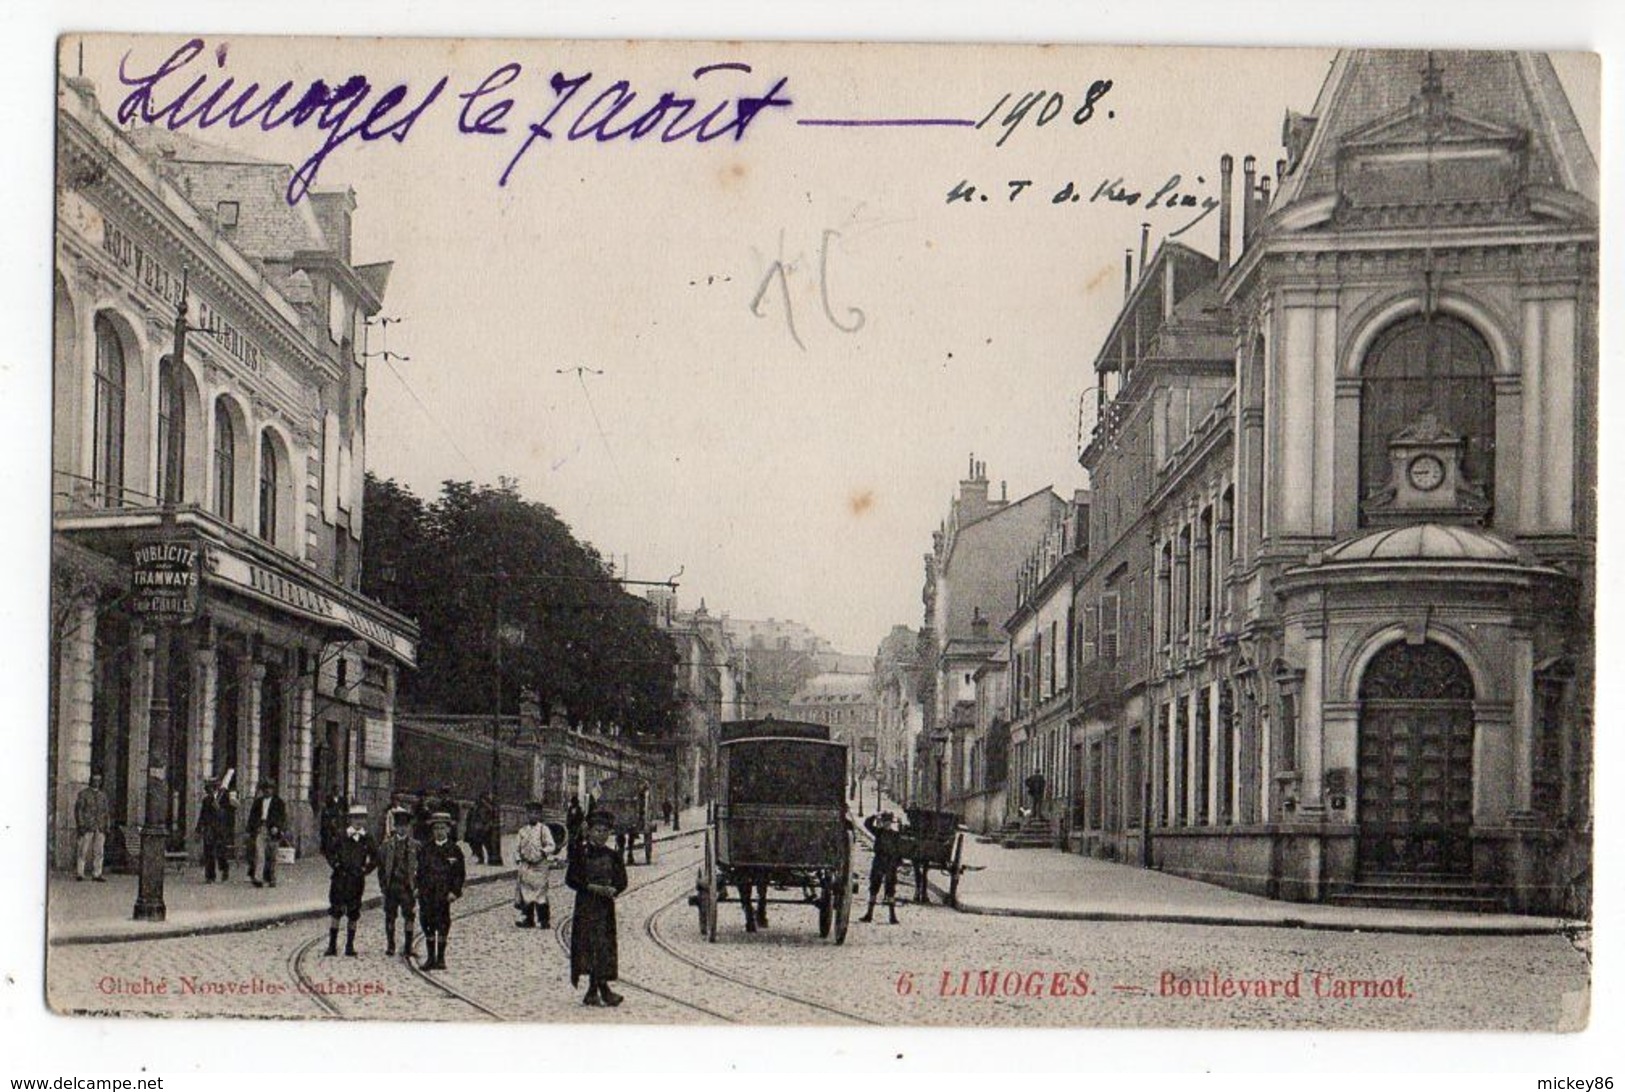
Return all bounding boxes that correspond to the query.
[1123,249,1134,300]
[958,457,990,522]
[1242,156,1258,240]
[971,608,989,639]
[1259,175,1273,218]
[1276,159,1288,187]
[1163,254,1176,321]
[1139,222,1151,277]
[1218,154,1233,269]
[1001,480,1008,502]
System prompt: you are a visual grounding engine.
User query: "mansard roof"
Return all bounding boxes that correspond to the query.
[1274,50,1597,212]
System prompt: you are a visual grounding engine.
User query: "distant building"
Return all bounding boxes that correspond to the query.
[50,78,417,866]
[870,625,923,807]
[917,459,1066,810]
[649,590,742,806]
[720,614,835,718]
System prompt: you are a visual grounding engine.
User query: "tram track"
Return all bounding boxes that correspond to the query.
[638,886,879,1025]
[288,920,509,1021]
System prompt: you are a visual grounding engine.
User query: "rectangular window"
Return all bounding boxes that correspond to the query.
[1100,591,1121,661]
[1127,725,1143,829]
[1174,697,1189,827]
[1194,687,1211,825]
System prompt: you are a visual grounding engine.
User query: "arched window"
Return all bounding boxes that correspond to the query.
[1359,314,1495,523]
[258,431,278,542]
[214,399,236,522]
[92,314,126,507]
[156,358,185,504]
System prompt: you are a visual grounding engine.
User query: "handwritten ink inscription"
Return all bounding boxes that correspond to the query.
[114,39,794,204]
[943,173,1220,237]
[974,81,1115,147]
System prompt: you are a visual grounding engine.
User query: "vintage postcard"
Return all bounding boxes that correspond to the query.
[44,32,1598,1034]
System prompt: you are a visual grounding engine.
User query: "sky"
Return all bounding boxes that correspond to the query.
[60,37,1598,657]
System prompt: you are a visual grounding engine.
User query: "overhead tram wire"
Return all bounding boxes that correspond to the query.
[377,352,479,476]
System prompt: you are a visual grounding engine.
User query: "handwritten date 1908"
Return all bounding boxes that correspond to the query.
[976,81,1114,147]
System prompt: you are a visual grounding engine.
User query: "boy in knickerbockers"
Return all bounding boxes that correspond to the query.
[325,803,379,956]
[377,806,418,959]
[417,811,466,970]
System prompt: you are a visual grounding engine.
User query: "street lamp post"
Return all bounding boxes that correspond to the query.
[134,273,199,921]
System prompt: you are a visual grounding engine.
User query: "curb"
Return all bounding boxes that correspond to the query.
[49,827,707,947]
[920,854,1580,938]
[943,895,1581,937]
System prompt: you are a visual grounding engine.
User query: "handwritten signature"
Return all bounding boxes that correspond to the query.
[945,173,1220,237]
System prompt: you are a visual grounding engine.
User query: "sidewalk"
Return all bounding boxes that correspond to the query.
[48,808,709,946]
[933,835,1579,937]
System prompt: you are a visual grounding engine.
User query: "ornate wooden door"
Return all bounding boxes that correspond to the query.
[1357,642,1475,875]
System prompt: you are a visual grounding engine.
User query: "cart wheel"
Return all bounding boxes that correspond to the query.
[833,831,854,945]
[817,877,833,938]
[644,827,654,865]
[702,830,719,943]
[948,831,965,908]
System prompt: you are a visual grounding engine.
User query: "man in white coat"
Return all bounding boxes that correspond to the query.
[515,800,558,929]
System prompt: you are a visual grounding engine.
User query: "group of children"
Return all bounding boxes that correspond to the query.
[322,799,631,1008]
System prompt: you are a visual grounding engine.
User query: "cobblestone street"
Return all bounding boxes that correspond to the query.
[47,833,1590,1030]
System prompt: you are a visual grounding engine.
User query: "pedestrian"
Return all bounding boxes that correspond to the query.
[411,788,432,844]
[319,791,346,859]
[1025,771,1047,821]
[324,803,378,957]
[197,776,235,883]
[565,795,585,854]
[514,800,558,929]
[417,811,466,971]
[566,810,627,1007]
[246,778,287,888]
[377,806,418,959]
[661,799,672,827]
[73,773,110,882]
[466,793,491,865]
[860,810,904,924]
[433,783,462,843]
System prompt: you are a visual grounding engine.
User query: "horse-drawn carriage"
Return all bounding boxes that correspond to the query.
[901,807,967,906]
[594,775,654,864]
[693,720,854,944]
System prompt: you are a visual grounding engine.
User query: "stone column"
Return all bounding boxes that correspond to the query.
[186,644,218,855]
[287,663,317,853]
[1508,633,1537,820]
[53,596,97,870]
[239,660,266,839]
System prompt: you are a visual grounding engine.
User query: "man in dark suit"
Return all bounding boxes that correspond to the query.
[246,778,287,887]
[196,776,235,883]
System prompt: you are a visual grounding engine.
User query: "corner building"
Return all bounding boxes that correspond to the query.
[1079,51,1595,915]
[50,77,417,869]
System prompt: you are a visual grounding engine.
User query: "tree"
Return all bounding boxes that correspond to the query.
[362,473,679,736]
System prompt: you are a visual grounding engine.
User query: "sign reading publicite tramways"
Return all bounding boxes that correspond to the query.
[129,541,200,625]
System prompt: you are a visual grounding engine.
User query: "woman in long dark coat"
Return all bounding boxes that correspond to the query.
[565,810,628,1006]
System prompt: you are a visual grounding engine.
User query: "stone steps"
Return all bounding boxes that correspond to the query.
[1326,873,1505,913]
